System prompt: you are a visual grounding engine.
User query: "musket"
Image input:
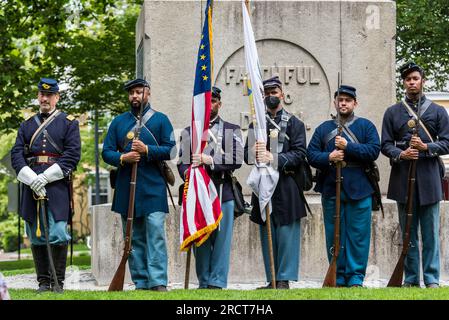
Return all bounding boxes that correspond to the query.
[387,81,422,287]
[323,73,342,288]
[108,88,145,291]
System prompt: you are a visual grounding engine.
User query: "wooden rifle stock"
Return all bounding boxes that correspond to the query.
[387,156,417,287]
[323,160,342,287]
[109,88,145,291]
[323,74,342,288]
[108,163,138,291]
[387,82,422,287]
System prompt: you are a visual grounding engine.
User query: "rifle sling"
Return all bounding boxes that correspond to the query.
[402,99,434,142]
[129,108,175,202]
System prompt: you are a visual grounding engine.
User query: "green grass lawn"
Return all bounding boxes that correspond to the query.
[14,243,89,255]
[3,256,448,300]
[7,287,449,300]
[0,256,90,276]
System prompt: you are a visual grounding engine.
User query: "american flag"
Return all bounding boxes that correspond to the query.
[180,0,222,251]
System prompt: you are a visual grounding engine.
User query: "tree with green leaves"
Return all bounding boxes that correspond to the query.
[0,0,141,133]
[396,0,449,92]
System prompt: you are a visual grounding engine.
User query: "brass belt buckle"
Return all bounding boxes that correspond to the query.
[37,155,49,163]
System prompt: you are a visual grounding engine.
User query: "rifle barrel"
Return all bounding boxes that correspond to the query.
[387,81,422,287]
[108,90,145,291]
[322,73,342,288]
[387,159,417,287]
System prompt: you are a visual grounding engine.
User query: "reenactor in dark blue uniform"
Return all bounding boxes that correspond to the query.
[244,76,307,289]
[307,85,380,287]
[381,62,449,288]
[102,78,176,292]
[177,86,243,289]
[11,78,81,292]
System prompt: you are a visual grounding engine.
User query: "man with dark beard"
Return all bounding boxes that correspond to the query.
[102,78,176,291]
[244,76,307,289]
[307,85,380,287]
[381,62,449,288]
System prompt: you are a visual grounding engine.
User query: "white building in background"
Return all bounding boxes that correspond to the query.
[426,91,449,178]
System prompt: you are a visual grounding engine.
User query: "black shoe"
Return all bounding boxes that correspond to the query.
[276,281,290,289]
[402,282,420,288]
[256,283,273,290]
[31,245,51,293]
[50,244,67,293]
[207,285,222,290]
[150,285,168,292]
[36,284,51,293]
[350,284,363,288]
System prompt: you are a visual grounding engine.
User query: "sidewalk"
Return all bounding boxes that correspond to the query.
[6,269,447,291]
[0,250,90,262]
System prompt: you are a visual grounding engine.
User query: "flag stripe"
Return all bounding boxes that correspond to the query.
[180,0,222,251]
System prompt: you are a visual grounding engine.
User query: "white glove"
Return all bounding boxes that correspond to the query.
[33,186,47,198]
[17,166,38,186]
[29,164,64,190]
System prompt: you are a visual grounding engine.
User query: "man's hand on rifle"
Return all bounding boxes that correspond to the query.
[121,151,141,163]
[329,149,345,163]
[255,141,273,164]
[409,136,428,151]
[400,147,419,160]
[131,140,148,155]
[335,136,348,150]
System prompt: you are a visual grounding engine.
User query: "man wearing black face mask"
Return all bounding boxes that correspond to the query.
[102,78,176,291]
[244,76,308,289]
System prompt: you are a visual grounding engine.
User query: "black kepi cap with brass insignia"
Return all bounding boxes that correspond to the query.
[38,78,59,93]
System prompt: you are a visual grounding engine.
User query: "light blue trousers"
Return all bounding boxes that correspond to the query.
[194,200,234,288]
[26,209,70,246]
[397,201,440,286]
[259,214,301,282]
[322,192,372,287]
[121,211,168,289]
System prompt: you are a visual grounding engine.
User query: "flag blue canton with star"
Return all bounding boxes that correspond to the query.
[193,0,212,96]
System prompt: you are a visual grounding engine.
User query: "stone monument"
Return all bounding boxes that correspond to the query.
[92,1,449,287]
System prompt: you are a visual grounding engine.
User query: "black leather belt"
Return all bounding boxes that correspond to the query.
[344,162,362,168]
[27,155,59,166]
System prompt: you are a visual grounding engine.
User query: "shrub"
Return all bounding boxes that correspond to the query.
[0,213,23,252]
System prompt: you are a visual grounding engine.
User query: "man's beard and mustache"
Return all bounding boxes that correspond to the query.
[130,99,147,114]
[40,103,51,112]
[336,106,354,119]
[209,109,218,122]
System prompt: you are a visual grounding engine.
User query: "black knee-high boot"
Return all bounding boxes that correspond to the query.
[31,245,51,292]
[51,244,68,291]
